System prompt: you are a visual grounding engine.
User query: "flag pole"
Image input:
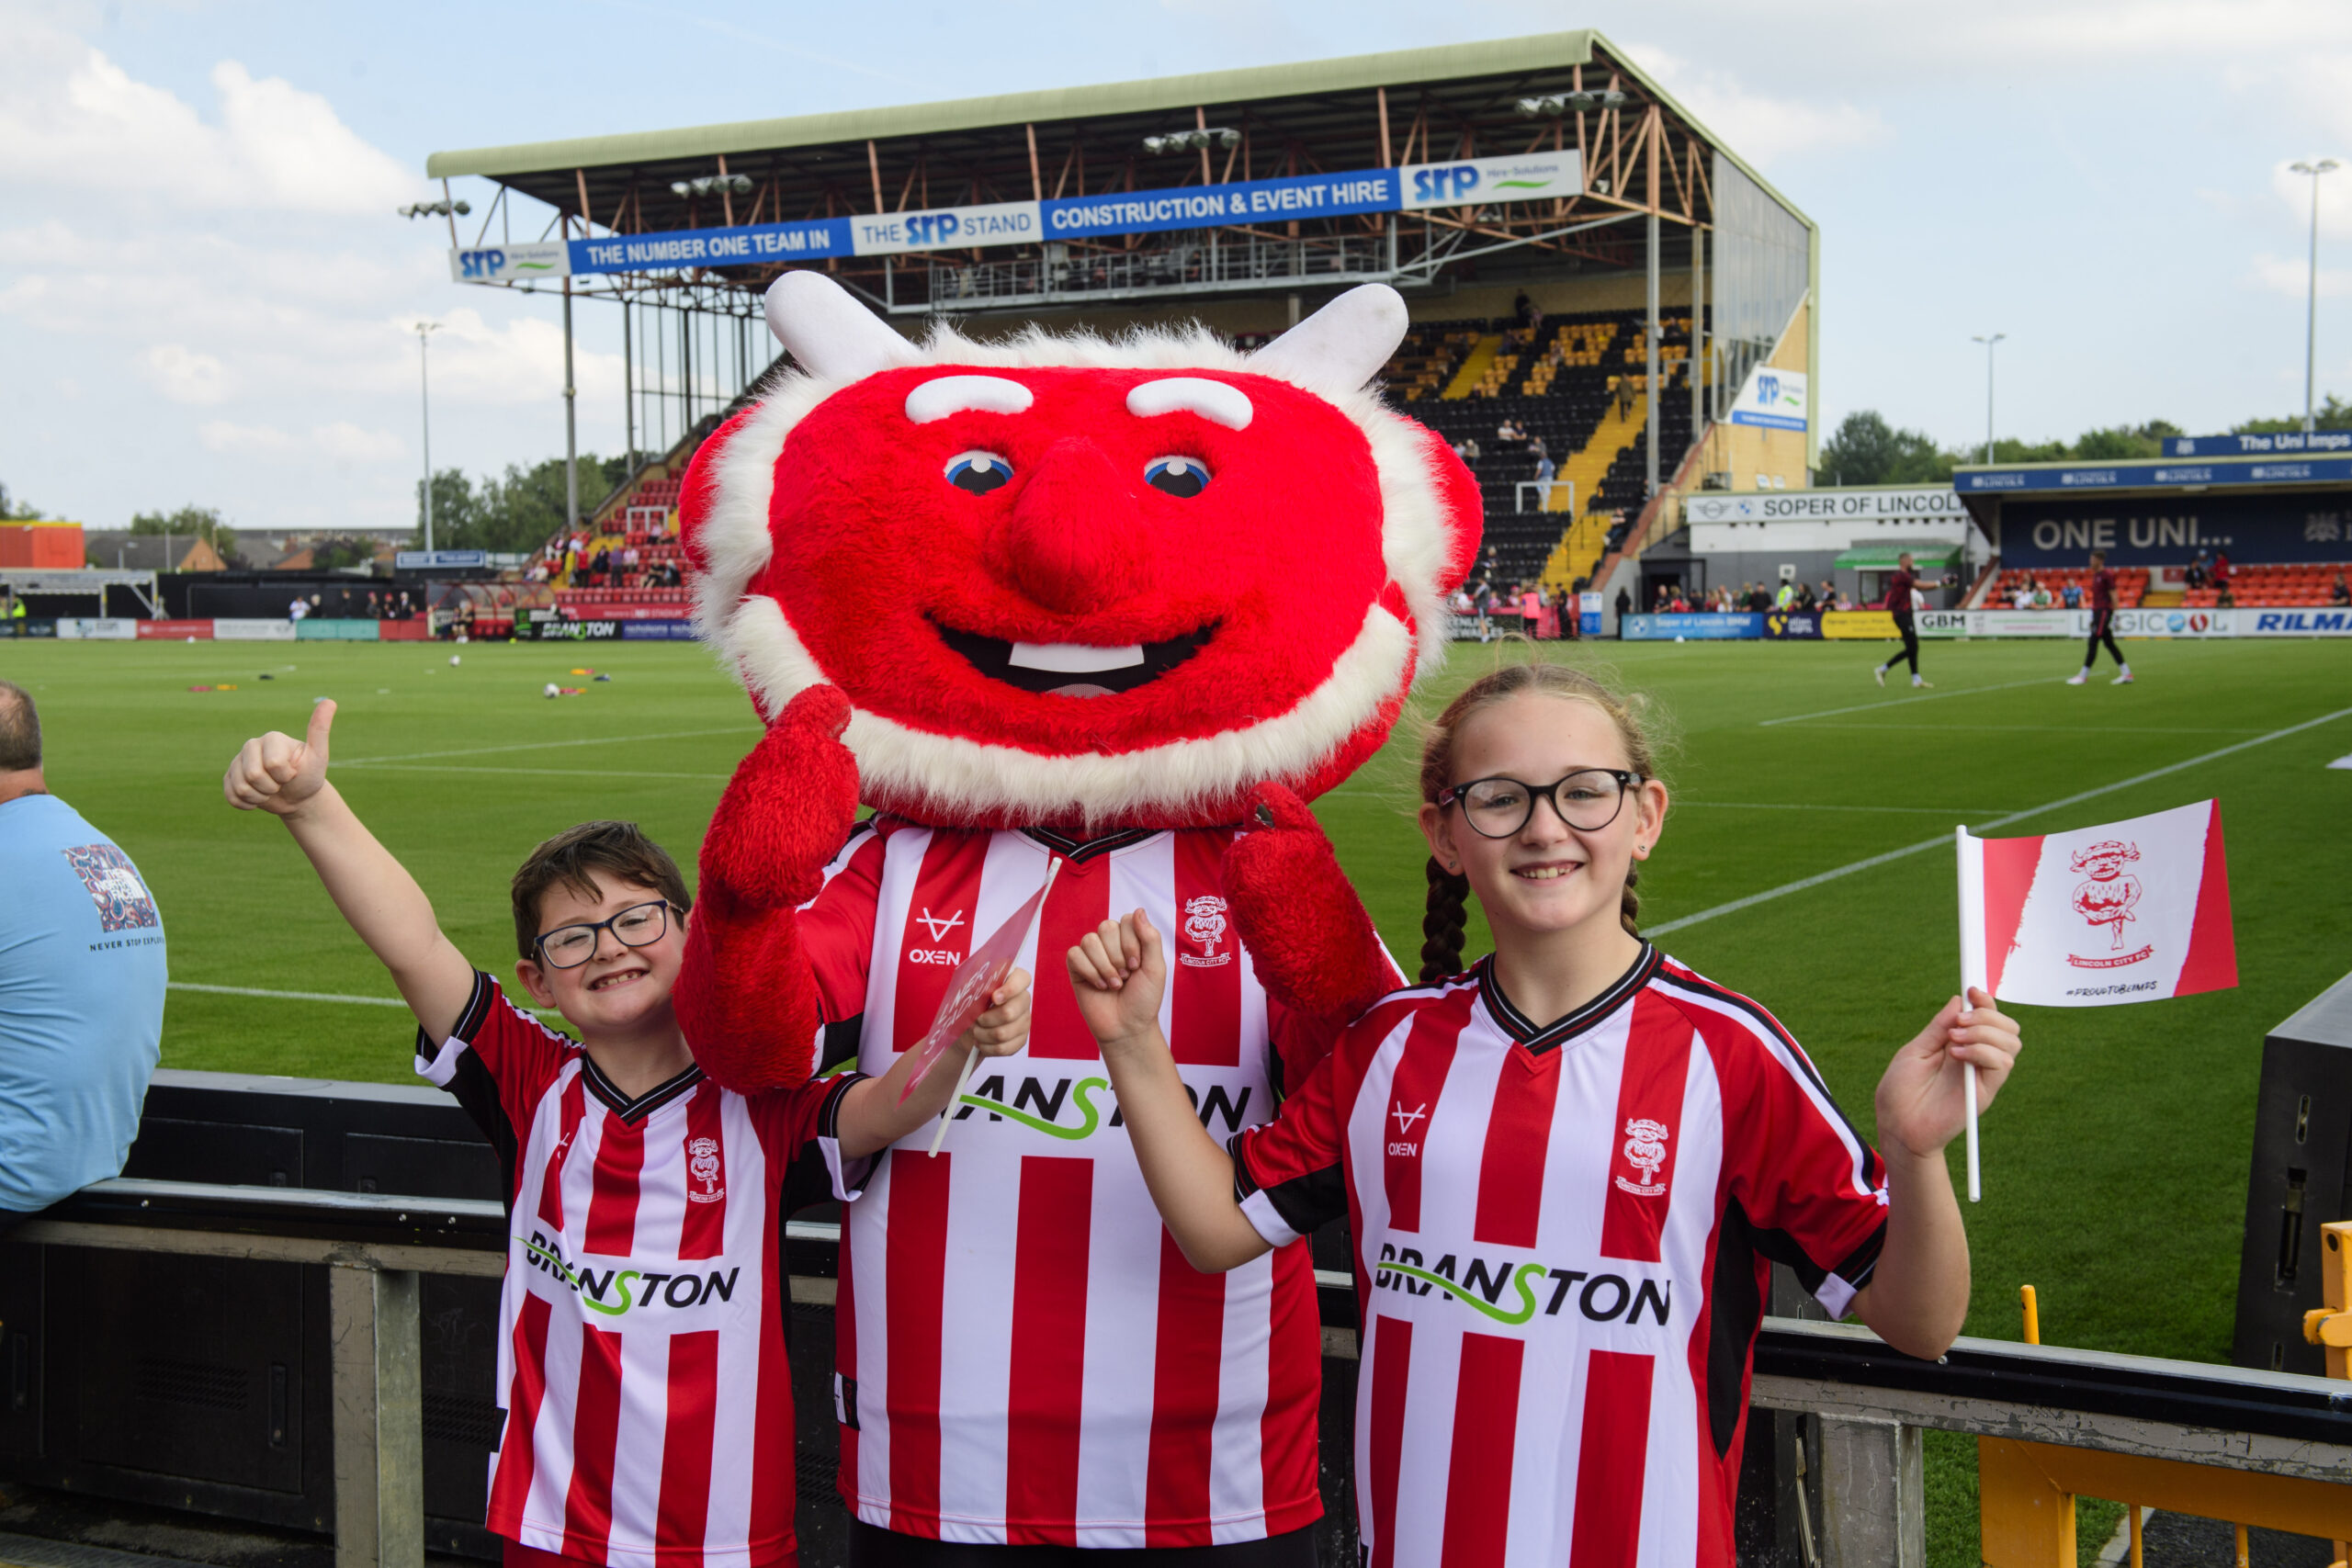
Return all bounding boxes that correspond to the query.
[1955,825,1984,1202]
[928,856,1063,1157]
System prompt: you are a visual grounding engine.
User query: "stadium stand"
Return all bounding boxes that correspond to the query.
[1987,567,2149,609]
[2182,561,2350,608]
[1385,308,1702,591]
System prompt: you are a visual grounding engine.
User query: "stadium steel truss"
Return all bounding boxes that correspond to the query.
[425,29,1815,525]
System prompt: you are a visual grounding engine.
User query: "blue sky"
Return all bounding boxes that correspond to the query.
[6,0,2352,533]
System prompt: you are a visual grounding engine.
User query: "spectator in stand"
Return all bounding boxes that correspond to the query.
[288,595,308,623]
[0,682,165,1234]
[1532,446,1557,502]
[1774,579,1797,611]
[1458,434,1481,464]
[396,590,414,620]
[1795,580,1817,612]
[1473,576,1495,642]
[2334,572,2349,606]
[2061,581,2082,609]
[2031,580,2054,610]
[2211,551,2232,604]
[1820,578,1838,613]
[2011,579,2035,611]
[2188,547,2211,591]
[1747,582,1773,613]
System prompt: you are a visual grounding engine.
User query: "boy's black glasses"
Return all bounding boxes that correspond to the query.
[535,901,678,968]
[1437,771,1641,839]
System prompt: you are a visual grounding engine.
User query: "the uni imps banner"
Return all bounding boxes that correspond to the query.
[1958,800,2236,1007]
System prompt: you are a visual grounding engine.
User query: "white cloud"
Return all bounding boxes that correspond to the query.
[0,17,422,214]
[1620,42,1885,165]
[139,343,233,404]
[2246,252,2352,299]
[198,420,294,455]
[314,422,404,462]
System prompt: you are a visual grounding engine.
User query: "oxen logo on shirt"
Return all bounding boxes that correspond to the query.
[1614,1117,1670,1198]
[63,844,159,934]
[686,1135,725,1204]
[1178,895,1232,968]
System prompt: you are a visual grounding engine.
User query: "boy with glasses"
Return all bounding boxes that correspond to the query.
[223,700,1031,1568]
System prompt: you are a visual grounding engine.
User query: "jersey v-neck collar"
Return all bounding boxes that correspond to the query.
[1021,826,1162,863]
[580,1052,704,1123]
[1476,942,1659,1055]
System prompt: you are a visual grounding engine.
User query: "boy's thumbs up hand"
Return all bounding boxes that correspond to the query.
[701,684,862,909]
[224,699,336,818]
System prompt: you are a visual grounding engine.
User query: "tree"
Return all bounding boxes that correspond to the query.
[0,484,41,520]
[414,455,634,554]
[129,504,238,559]
[1818,412,1951,485]
[311,536,379,571]
[2233,395,2352,434]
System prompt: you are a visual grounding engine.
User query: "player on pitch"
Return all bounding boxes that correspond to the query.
[1066,661,2022,1565]
[1872,548,1943,689]
[2065,548,2134,686]
[223,700,1031,1568]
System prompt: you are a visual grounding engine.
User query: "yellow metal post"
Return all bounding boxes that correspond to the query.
[2021,1284,2041,1346]
[2303,1221,2351,1568]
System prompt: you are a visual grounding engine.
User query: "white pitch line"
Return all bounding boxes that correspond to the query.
[1756,676,2067,728]
[337,726,753,767]
[168,980,560,1016]
[1772,723,2268,735]
[341,763,732,781]
[1671,800,2007,815]
[1647,705,2352,938]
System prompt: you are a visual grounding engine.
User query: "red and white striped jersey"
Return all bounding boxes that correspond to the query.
[801,820,1333,1549]
[1232,947,1890,1568]
[420,972,869,1568]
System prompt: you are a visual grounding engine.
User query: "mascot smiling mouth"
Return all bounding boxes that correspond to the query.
[929,618,1217,697]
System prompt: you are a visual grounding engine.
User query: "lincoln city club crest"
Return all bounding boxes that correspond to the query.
[1615,1117,1670,1197]
[2067,839,2148,967]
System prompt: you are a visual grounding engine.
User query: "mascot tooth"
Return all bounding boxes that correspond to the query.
[673,271,1480,1553]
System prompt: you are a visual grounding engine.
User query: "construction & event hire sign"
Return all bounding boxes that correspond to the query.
[450,152,1583,281]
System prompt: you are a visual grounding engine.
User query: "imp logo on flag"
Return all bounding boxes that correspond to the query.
[1178,895,1232,968]
[2067,840,2150,967]
[1614,1117,1671,1197]
[686,1135,725,1204]
[63,844,159,934]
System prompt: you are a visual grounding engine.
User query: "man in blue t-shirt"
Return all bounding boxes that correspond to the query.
[0,681,165,1229]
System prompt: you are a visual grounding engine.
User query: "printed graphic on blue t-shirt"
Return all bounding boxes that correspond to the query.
[0,795,167,1212]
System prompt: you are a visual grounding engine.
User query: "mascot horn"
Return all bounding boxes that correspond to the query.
[669,270,1480,1551]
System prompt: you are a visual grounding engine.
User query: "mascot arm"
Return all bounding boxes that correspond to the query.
[677,685,864,1092]
[1222,782,1401,1081]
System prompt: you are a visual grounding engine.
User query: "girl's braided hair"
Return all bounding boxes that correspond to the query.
[1417,660,1664,983]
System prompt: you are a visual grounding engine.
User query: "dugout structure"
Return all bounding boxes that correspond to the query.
[424,31,1818,591]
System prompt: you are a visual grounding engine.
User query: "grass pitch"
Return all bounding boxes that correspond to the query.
[14,632,2349,1562]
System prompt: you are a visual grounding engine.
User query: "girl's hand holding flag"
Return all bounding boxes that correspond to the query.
[1875,987,2022,1162]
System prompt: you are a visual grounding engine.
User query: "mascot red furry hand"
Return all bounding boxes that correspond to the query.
[670,269,1478,1549]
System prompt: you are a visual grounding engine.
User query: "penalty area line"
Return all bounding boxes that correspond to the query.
[1647,705,2352,939]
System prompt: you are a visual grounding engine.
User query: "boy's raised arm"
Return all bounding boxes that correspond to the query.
[223,700,476,1041]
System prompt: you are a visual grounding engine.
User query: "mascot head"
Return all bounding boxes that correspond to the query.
[684,271,1482,829]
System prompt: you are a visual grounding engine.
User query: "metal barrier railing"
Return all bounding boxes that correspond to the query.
[16,1179,2352,1568]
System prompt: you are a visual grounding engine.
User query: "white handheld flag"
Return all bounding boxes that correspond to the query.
[1960,800,2237,1009]
[1953,800,2237,1202]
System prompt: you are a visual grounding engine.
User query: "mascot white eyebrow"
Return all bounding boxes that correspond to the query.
[672,270,1480,1555]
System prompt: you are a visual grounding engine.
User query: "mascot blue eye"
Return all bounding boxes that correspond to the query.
[1144,457,1211,498]
[945,451,1014,494]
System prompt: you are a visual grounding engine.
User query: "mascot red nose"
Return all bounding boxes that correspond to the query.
[673,270,1478,1551]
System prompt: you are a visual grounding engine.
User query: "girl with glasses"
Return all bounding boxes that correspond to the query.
[1062,660,2022,1565]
